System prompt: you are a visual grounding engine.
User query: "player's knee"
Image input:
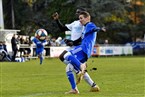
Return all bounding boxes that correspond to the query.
[63,52,72,60]
[59,50,68,62]
[66,64,74,72]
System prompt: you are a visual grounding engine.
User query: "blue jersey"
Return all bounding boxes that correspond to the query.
[32,37,47,55]
[81,22,100,58]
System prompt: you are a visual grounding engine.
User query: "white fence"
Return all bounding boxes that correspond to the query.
[91,45,133,56]
[17,44,133,58]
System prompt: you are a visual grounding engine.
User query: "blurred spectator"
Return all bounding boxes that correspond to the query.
[24,37,31,57]
[60,39,67,46]
[104,39,109,45]
[19,36,26,56]
[50,37,57,46]
[136,38,143,42]
[3,41,8,52]
[17,35,21,44]
[45,36,51,56]
[11,34,18,61]
[0,41,11,61]
[56,37,62,46]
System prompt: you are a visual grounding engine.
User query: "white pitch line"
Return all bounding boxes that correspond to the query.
[19,92,53,97]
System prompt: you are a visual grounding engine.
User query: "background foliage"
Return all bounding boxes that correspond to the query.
[2,0,145,44]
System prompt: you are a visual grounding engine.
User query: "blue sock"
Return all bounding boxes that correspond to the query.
[40,55,43,64]
[66,55,81,70]
[67,71,76,89]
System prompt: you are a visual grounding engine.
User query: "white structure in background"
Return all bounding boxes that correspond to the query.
[0,29,20,54]
[0,0,20,55]
[0,0,4,29]
[65,31,71,39]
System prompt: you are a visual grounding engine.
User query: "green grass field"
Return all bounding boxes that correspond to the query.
[0,56,144,97]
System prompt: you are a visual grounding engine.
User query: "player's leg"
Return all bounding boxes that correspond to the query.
[59,47,97,89]
[60,49,100,92]
[65,63,79,94]
[59,50,81,72]
[39,52,44,64]
[67,47,87,74]
[12,49,17,61]
[64,52,82,71]
[59,50,69,65]
[73,61,100,91]
[59,45,76,65]
[66,48,100,89]
[60,50,83,84]
[64,47,88,84]
[83,70,100,92]
[37,49,44,65]
[60,48,100,91]
[59,49,79,94]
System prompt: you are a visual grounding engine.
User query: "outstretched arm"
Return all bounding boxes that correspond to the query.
[52,12,69,32]
[93,27,106,32]
[85,24,106,34]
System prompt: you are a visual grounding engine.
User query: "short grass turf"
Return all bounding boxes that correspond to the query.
[0,56,144,97]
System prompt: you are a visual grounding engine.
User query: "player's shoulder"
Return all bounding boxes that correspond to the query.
[31,37,36,41]
[31,37,39,42]
[41,39,47,43]
[86,22,97,28]
[87,22,95,25]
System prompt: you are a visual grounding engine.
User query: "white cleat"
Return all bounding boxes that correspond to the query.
[90,85,100,92]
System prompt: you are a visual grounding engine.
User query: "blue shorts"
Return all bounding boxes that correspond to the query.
[36,48,43,55]
[69,46,88,63]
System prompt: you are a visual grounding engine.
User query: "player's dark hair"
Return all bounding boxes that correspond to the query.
[76,7,86,11]
[79,11,90,18]
[75,7,87,15]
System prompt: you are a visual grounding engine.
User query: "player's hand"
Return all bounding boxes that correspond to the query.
[67,42,73,46]
[101,27,106,32]
[52,12,59,20]
[64,39,73,46]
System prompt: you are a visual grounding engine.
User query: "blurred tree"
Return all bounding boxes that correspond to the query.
[2,0,145,43]
[126,0,145,42]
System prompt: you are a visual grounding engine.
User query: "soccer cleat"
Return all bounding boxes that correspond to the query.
[40,61,42,65]
[90,85,100,92]
[39,55,44,65]
[76,72,84,85]
[40,60,43,64]
[65,89,79,94]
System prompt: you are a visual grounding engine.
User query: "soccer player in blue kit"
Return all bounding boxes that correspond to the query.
[32,36,47,64]
[53,8,104,94]
[63,11,106,94]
